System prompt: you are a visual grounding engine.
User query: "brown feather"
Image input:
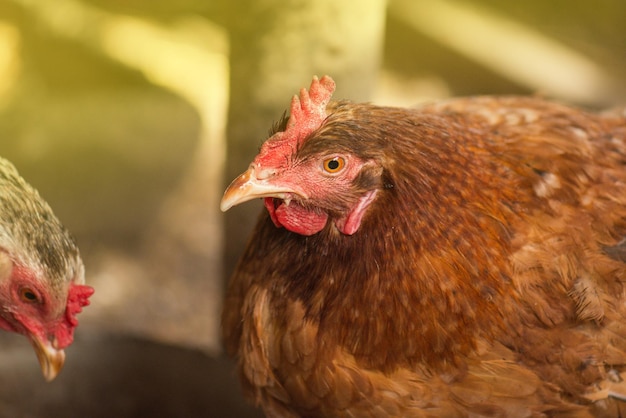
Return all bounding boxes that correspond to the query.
[223,93,626,416]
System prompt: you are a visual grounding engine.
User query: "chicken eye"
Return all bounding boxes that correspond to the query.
[323,157,345,174]
[19,287,39,304]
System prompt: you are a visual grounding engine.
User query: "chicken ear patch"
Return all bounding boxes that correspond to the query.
[335,189,378,235]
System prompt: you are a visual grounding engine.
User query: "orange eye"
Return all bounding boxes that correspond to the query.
[19,287,39,304]
[323,157,345,173]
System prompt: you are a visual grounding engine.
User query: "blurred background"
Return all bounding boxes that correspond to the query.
[0,0,624,416]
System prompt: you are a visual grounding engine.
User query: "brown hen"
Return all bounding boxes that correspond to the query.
[221,75,626,417]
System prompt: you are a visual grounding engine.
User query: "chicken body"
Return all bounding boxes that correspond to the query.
[221,76,626,417]
[0,157,92,380]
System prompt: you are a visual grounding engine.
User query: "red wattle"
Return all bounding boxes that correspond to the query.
[265,198,328,236]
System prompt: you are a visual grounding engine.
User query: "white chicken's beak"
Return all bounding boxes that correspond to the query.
[30,336,65,382]
[220,166,300,212]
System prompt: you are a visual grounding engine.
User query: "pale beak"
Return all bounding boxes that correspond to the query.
[30,336,65,382]
[220,166,301,212]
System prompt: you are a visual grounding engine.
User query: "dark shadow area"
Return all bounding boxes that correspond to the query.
[0,332,263,418]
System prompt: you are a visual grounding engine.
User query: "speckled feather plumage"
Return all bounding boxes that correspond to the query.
[223,95,626,417]
[0,157,91,382]
[0,158,81,288]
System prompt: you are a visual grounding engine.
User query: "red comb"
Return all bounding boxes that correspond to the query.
[67,284,94,325]
[286,75,336,144]
[256,75,336,169]
[56,283,94,348]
